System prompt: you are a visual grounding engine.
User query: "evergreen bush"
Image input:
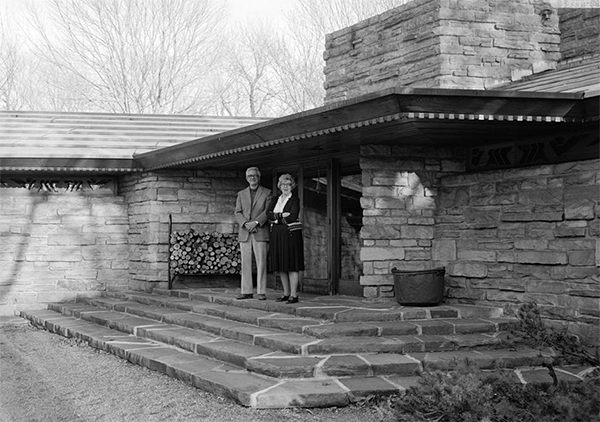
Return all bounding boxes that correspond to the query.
[392,302,600,422]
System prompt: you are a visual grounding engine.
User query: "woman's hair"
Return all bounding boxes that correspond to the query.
[277,173,296,191]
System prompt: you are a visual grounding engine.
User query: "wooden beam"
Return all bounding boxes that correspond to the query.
[327,158,341,296]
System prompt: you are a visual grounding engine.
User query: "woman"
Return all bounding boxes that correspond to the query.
[267,173,304,304]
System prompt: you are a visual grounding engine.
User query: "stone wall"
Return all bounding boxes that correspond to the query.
[360,146,599,341]
[324,0,562,103]
[359,144,466,298]
[120,170,244,291]
[0,169,265,314]
[436,158,599,342]
[559,8,600,63]
[0,181,129,316]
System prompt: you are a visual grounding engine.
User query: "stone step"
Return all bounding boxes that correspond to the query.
[148,287,506,322]
[47,299,545,381]
[47,302,421,377]
[20,308,590,409]
[71,298,515,356]
[101,290,517,339]
[49,299,524,377]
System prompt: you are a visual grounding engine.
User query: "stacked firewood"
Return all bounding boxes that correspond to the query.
[169,229,240,275]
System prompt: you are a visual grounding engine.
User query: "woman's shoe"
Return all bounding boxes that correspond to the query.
[276,295,289,302]
[286,296,298,304]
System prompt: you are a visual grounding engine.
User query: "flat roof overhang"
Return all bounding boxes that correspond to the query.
[134,87,599,175]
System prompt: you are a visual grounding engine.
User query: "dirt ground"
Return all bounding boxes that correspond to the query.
[0,318,396,422]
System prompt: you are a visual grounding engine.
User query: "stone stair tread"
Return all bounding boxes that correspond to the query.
[411,349,553,370]
[149,288,506,321]
[252,332,320,355]
[339,376,405,397]
[247,352,422,379]
[138,325,220,351]
[30,304,516,376]
[218,307,276,324]
[304,322,380,338]
[257,316,325,333]
[300,318,518,338]
[110,293,519,344]
[110,290,517,336]
[304,332,505,355]
[54,304,163,333]
[20,308,411,408]
[20,301,592,409]
[52,299,512,357]
[162,312,247,333]
[195,339,275,368]
[246,356,324,378]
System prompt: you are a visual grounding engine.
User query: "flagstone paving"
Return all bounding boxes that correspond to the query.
[20,286,595,408]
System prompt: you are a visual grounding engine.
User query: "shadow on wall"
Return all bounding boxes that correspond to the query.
[1,190,43,315]
[0,179,124,316]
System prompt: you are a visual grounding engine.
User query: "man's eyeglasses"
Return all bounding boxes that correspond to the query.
[281,183,293,187]
[246,174,259,178]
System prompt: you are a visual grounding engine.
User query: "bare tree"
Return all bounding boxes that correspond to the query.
[0,10,30,110]
[267,33,324,114]
[279,0,414,110]
[28,0,226,114]
[2,0,415,116]
[291,0,412,38]
[210,21,285,117]
[0,37,20,110]
[208,1,415,118]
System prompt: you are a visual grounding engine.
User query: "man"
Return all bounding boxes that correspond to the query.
[234,167,271,300]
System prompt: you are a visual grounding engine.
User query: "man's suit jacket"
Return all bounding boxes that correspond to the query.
[235,185,271,242]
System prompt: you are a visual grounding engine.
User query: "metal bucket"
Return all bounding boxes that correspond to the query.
[392,267,445,306]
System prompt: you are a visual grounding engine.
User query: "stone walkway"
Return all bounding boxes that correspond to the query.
[20,287,594,408]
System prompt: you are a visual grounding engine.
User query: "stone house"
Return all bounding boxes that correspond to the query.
[1,1,598,343]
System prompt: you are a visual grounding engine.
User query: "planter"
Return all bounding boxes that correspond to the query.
[392,267,445,306]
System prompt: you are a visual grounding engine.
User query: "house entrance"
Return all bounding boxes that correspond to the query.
[275,159,362,297]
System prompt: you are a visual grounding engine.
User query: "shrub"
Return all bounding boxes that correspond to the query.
[393,362,600,422]
[393,302,600,422]
[509,301,599,368]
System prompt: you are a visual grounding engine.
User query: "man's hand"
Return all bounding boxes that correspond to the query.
[245,221,259,233]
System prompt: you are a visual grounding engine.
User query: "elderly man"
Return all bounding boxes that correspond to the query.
[234,167,271,300]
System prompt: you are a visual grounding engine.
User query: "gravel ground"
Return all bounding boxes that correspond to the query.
[0,319,396,422]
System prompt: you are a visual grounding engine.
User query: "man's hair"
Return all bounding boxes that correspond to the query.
[246,167,261,177]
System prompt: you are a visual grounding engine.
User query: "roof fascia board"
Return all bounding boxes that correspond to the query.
[0,158,142,173]
[391,86,584,100]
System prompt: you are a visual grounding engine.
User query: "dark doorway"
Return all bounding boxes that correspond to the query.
[276,160,362,296]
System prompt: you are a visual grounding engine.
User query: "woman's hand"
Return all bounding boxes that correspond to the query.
[282,212,290,218]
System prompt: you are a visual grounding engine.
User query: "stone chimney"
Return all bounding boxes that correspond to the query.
[323,0,562,103]
[558,8,600,64]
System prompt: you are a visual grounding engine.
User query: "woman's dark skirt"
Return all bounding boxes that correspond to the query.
[269,224,304,272]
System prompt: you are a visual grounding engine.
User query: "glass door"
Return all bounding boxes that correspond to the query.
[273,159,363,296]
[301,166,330,295]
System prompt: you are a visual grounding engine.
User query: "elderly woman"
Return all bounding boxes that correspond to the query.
[267,173,304,304]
